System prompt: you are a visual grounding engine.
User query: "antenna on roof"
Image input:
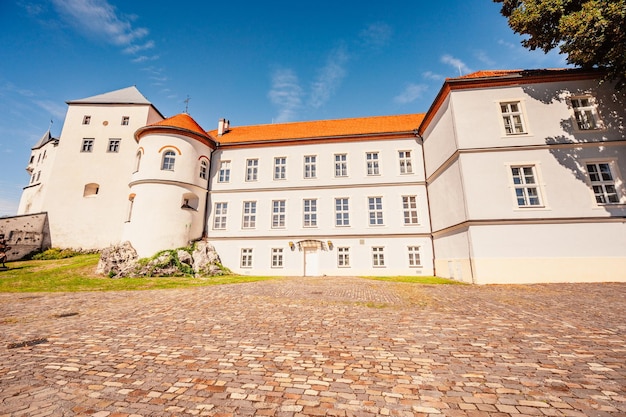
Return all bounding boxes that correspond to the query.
[48,119,53,132]
[184,95,190,114]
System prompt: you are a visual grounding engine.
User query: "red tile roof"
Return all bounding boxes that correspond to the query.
[151,113,208,137]
[208,114,424,144]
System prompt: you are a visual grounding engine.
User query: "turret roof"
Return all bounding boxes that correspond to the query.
[67,86,151,105]
[32,129,57,150]
[150,113,208,137]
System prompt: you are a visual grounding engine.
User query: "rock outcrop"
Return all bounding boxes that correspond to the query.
[97,240,225,278]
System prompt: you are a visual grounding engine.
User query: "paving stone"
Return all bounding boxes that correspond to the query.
[0,278,624,416]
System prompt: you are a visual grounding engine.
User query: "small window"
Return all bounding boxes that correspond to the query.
[500,101,526,135]
[372,247,385,267]
[81,139,94,152]
[36,171,41,181]
[368,197,384,225]
[83,183,99,197]
[213,202,228,229]
[271,248,283,268]
[366,152,380,175]
[511,165,542,207]
[29,155,34,163]
[181,193,199,210]
[304,155,317,178]
[335,154,348,177]
[272,200,286,228]
[135,151,142,172]
[82,115,91,125]
[200,160,208,180]
[338,247,350,267]
[399,151,413,174]
[126,194,135,222]
[408,246,421,267]
[274,157,287,180]
[402,196,419,225]
[571,97,601,130]
[246,159,258,181]
[162,150,176,171]
[586,162,620,204]
[121,116,130,126]
[335,198,349,226]
[107,139,121,153]
[242,201,257,229]
[218,161,231,183]
[241,248,253,268]
[303,199,317,227]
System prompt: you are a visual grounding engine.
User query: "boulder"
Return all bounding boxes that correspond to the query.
[192,240,223,276]
[96,241,139,277]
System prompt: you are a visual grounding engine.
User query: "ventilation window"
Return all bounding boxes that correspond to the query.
[181,193,199,210]
[83,183,100,197]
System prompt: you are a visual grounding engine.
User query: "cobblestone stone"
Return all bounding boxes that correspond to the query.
[0,278,624,416]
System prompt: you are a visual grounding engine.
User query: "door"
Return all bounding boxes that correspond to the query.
[304,248,320,276]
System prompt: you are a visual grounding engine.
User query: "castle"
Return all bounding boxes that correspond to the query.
[17,68,626,284]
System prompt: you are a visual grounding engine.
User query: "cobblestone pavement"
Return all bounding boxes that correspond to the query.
[1,277,625,417]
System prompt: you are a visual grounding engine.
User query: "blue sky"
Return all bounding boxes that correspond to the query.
[0,0,568,216]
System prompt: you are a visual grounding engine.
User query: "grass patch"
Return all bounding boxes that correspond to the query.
[359,276,466,285]
[0,255,275,293]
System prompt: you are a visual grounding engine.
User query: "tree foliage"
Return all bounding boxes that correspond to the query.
[494,0,626,87]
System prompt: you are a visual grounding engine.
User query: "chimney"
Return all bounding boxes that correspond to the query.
[217,118,230,136]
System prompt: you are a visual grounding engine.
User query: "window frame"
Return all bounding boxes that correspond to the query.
[161,150,176,171]
[366,152,380,176]
[510,164,543,207]
[213,202,228,230]
[585,161,621,204]
[570,96,602,131]
[337,247,350,268]
[242,201,257,229]
[304,155,317,179]
[199,160,208,180]
[271,248,284,268]
[107,138,121,153]
[274,157,287,180]
[368,196,384,226]
[82,115,91,125]
[334,153,348,177]
[335,197,350,227]
[372,247,385,267]
[218,161,231,183]
[240,248,253,268]
[121,116,130,126]
[408,246,421,267]
[271,200,286,228]
[398,150,413,174]
[402,195,419,225]
[81,138,94,153]
[303,198,317,227]
[500,101,527,135]
[246,158,259,182]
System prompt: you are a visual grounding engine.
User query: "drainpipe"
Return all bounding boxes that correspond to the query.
[415,130,436,277]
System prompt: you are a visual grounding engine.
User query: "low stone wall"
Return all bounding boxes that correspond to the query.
[0,213,50,261]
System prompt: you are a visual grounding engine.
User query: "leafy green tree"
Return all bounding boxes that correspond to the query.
[494,0,626,88]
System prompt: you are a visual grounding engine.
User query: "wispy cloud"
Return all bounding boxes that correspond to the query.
[393,83,428,105]
[441,54,472,76]
[51,0,148,46]
[359,22,392,50]
[474,50,495,67]
[123,40,155,55]
[309,46,349,109]
[422,71,445,81]
[268,68,303,123]
[34,100,67,120]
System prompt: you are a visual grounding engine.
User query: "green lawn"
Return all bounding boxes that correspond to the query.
[0,255,462,292]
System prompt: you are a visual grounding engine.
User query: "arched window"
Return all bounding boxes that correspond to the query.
[83,183,100,197]
[162,150,175,171]
[199,160,208,180]
[135,151,142,172]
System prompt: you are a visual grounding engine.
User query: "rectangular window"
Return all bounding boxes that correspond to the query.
[304,155,317,178]
[242,201,256,228]
[402,196,419,225]
[368,197,384,225]
[200,160,208,180]
[272,200,286,228]
[399,151,413,174]
[121,116,130,126]
[335,154,347,177]
[246,159,258,181]
[366,152,380,175]
[241,248,253,268]
[274,157,287,180]
[571,97,600,130]
[82,115,91,125]
[408,246,421,267]
[338,247,350,267]
[511,166,541,206]
[335,198,350,226]
[218,161,231,183]
[107,139,121,153]
[271,248,283,268]
[500,101,526,134]
[587,162,620,204]
[303,199,317,227]
[372,247,385,267]
[213,202,228,229]
[81,138,94,153]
